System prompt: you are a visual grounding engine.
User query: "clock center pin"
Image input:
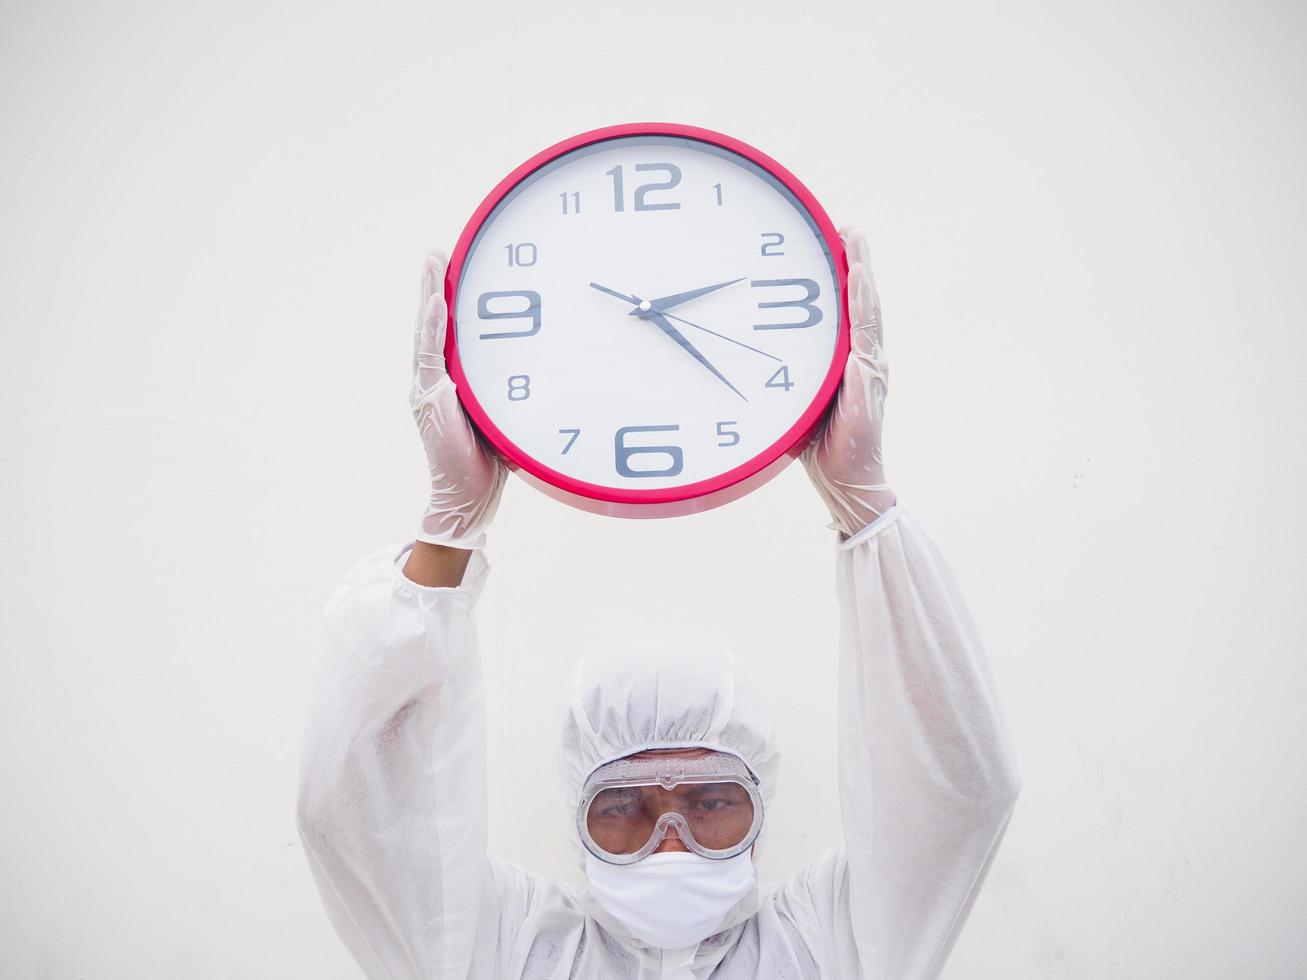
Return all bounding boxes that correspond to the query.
[638,300,652,313]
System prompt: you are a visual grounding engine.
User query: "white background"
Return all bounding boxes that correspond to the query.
[2,1,1304,977]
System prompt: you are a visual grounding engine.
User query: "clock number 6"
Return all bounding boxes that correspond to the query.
[615,424,683,477]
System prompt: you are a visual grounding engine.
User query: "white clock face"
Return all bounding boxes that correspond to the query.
[452,134,841,496]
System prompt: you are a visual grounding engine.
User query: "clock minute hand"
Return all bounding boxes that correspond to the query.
[629,277,746,317]
[646,310,748,402]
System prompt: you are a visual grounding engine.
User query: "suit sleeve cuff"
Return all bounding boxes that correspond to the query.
[834,502,903,551]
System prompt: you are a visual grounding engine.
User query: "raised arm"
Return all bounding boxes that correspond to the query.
[792,229,1020,977]
[295,251,510,978]
[832,503,1021,977]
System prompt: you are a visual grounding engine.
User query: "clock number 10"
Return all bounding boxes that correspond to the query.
[504,242,537,267]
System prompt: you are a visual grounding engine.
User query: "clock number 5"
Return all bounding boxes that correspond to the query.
[478,290,541,339]
[751,279,822,330]
[615,424,683,477]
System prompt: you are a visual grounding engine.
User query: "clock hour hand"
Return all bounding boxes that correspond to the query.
[629,277,746,317]
[646,310,748,402]
[589,281,644,306]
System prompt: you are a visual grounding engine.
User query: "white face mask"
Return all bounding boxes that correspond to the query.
[584,850,756,951]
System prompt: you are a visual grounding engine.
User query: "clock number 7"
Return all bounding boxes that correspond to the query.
[558,428,580,454]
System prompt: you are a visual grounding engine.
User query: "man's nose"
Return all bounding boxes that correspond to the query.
[653,823,690,854]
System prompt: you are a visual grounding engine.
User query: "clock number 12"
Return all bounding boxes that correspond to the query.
[606,163,682,212]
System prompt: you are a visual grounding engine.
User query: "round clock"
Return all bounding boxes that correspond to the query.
[445,122,849,519]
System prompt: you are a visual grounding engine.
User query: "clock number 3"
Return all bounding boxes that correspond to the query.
[751,279,822,330]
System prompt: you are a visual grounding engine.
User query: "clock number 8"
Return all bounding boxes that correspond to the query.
[507,375,531,401]
[615,424,683,477]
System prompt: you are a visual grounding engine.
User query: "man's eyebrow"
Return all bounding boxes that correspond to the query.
[683,783,737,796]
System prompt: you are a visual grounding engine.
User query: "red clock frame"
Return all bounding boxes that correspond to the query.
[444,122,850,519]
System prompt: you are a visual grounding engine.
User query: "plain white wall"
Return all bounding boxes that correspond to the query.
[2,0,1304,976]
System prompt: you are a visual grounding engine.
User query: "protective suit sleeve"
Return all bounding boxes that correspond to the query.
[783,500,1022,978]
[295,540,496,980]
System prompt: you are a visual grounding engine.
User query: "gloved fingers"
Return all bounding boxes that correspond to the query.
[412,251,451,403]
[839,226,885,360]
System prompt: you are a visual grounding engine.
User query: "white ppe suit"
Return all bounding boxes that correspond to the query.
[296,500,1021,978]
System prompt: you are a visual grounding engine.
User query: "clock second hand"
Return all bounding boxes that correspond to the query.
[587,281,781,362]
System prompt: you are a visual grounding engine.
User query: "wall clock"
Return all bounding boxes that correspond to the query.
[446,122,849,518]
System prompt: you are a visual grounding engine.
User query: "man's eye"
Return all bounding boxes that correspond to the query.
[598,802,638,818]
[695,798,733,813]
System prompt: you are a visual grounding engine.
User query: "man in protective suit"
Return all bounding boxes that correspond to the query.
[296,228,1022,978]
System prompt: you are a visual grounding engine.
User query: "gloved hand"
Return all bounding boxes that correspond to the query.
[800,227,897,537]
[410,250,508,550]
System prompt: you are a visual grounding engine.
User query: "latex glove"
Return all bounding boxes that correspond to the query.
[800,227,896,537]
[410,250,508,550]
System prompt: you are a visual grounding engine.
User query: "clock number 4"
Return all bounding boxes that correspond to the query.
[615,424,683,477]
[606,163,682,212]
[765,365,795,391]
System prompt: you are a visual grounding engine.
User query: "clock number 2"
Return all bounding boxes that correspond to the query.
[615,424,683,477]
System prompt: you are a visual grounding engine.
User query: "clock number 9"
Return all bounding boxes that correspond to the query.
[614,424,683,477]
[478,290,541,339]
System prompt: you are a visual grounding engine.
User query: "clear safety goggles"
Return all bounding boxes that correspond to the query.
[577,751,764,866]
